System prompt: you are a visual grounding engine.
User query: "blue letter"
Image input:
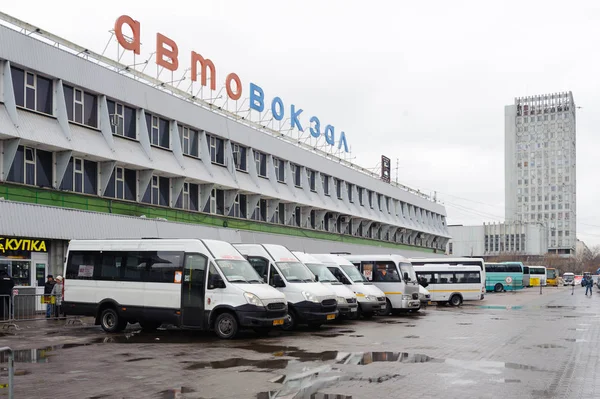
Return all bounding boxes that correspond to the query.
[271,97,284,121]
[309,116,321,138]
[324,125,335,145]
[249,83,264,112]
[291,104,304,131]
[338,131,349,153]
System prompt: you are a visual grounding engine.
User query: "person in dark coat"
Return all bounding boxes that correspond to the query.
[0,270,15,320]
[44,275,55,318]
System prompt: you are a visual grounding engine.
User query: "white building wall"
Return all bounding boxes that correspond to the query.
[505,93,576,255]
[446,225,485,257]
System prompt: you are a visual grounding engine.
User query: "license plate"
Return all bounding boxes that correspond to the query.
[350,307,357,312]
[326,314,336,320]
[380,305,387,309]
[427,301,432,305]
[273,319,284,326]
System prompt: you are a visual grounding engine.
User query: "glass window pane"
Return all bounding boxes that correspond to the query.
[36,76,53,114]
[11,67,25,107]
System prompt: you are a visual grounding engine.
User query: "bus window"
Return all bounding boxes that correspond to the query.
[328,267,350,284]
[373,262,400,282]
[438,272,454,284]
[456,272,480,284]
[362,263,374,281]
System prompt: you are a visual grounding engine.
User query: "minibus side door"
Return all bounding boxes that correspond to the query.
[181,253,208,328]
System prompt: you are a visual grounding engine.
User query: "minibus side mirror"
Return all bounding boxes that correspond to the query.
[403,272,410,281]
[273,274,286,288]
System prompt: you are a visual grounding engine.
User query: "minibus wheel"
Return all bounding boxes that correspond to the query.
[383,299,393,316]
[449,295,462,307]
[100,308,127,333]
[214,312,238,339]
[282,309,297,331]
[494,283,504,293]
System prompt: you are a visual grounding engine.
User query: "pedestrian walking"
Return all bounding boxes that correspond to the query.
[51,276,64,319]
[44,275,55,318]
[585,275,593,296]
[0,270,15,320]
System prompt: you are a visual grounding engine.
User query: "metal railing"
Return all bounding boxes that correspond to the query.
[0,346,14,399]
[1,293,80,324]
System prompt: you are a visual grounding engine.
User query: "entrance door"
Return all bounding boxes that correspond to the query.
[181,253,207,328]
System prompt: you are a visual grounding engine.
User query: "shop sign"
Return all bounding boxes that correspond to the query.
[0,237,48,256]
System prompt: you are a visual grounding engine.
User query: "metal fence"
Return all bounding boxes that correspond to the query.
[0,293,77,324]
[0,346,14,399]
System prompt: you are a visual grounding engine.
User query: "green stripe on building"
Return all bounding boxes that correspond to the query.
[0,183,435,253]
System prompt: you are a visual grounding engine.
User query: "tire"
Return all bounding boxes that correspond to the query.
[214,312,239,339]
[100,307,127,333]
[449,295,462,307]
[383,299,393,316]
[282,309,297,331]
[139,321,162,331]
[494,283,504,293]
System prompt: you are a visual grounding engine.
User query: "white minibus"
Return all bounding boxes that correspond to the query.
[409,257,487,285]
[529,266,547,286]
[311,254,387,318]
[233,244,338,330]
[62,239,288,339]
[413,264,485,306]
[292,252,358,318]
[342,255,421,314]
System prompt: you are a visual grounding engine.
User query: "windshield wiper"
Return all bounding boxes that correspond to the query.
[303,279,315,283]
[247,279,263,283]
[287,278,303,282]
[229,278,248,283]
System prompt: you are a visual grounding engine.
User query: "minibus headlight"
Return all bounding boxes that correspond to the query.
[336,296,346,304]
[365,295,377,302]
[402,295,411,300]
[244,292,264,307]
[302,291,320,303]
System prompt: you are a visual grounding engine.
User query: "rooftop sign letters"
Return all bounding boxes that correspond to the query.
[0,237,47,257]
[114,15,349,153]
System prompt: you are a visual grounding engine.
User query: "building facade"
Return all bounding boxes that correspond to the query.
[447,222,548,257]
[505,92,576,255]
[0,15,450,287]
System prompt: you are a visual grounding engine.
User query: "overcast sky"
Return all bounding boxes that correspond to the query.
[3,0,600,246]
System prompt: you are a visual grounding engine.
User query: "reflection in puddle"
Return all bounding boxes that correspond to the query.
[185,358,290,370]
[336,352,440,365]
[535,344,566,349]
[0,343,91,364]
[444,358,544,375]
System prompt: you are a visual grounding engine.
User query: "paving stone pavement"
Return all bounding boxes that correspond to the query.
[1,286,598,399]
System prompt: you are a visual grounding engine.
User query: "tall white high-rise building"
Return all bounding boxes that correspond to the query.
[505,92,576,255]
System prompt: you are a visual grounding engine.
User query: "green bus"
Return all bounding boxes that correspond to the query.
[484,262,524,292]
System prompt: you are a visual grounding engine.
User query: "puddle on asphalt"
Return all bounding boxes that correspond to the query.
[125,357,154,363]
[535,344,566,349]
[404,335,419,339]
[491,317,507,321]
[312,333,344,338]
[546,306,576,310]
[565,339,587,343]
[568,328,588,332]
[0,344,84,364]
[376,320,406,325]
[158,387,195,399]
[349,335,364,338]
[457,323,472,325]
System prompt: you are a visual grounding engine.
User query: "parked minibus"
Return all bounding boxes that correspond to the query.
[62,239,288,339]
[233,244,338,330]
[414,264,485,306]
[521,265,531,287]
[292,252,358,318]
[562,272,575,286]
[310,253,387,318]
[342,255,421,314]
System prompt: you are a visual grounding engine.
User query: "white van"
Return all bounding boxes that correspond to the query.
[62,239,288,339]
[343,254,421,314]
[292,252,358,318]
[233,244,338,329]
[414,264,485,306]
[310,254,387,318]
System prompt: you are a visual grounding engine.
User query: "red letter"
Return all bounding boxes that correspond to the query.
[191,51,216,91]
[156,33,179,72]
[226,73,242,101]
[114,15,140,55]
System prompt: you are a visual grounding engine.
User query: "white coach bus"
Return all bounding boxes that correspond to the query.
[62,239,288,339]
[413,264,485,306]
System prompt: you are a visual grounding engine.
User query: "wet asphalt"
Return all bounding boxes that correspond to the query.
[1,285,599,399]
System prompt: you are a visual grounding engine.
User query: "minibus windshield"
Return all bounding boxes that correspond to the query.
[399,263,417,282]
[276,262,315,283]
[341,265,368,283]
[305,263,340,284]
[216,260,264,283]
